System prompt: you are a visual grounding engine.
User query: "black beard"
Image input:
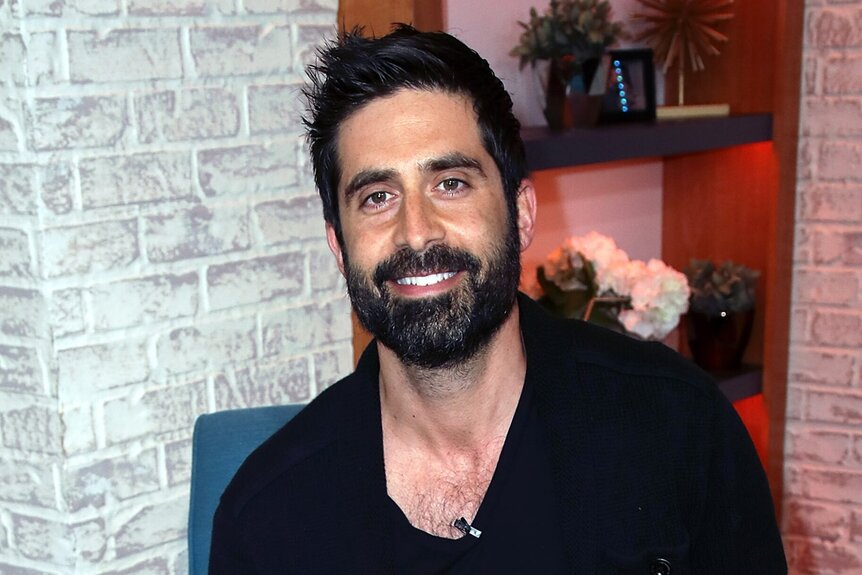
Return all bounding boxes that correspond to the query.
[343,225,521,370]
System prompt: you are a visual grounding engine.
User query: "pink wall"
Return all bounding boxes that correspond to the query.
[783,1,862,571]
[445,0,665,273]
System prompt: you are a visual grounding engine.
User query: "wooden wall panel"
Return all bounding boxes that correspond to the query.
[663,0,776,113]
[338,0,443,35]
[663,0,805,512]
[663,143,778,367]
[762,0,804,511]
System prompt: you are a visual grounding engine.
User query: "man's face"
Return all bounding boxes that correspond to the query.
[326,89,534,369]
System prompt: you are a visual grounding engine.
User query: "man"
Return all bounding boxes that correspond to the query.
[210,25,786,573]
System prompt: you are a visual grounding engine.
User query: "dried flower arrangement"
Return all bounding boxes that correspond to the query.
[630,0,734,105]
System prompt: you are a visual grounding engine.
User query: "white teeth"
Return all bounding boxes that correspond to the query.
[395,271,456,287]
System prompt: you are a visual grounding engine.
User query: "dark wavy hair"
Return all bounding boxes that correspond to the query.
[303,24,526,245]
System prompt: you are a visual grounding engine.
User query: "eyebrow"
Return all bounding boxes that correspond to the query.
[342,153,486,204]
[419,152,486,177]
[343,168,397,204]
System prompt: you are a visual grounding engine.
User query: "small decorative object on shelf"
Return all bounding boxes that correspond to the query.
[631,0,733,118]
[529,232,689,340]
[510,0,625,130]
[597,48,657,123]
[684,259,759,372]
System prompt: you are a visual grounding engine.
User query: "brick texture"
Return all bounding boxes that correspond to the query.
[0,345,44,394]
[27,95,127,151]
[0,458,56,507]
[145,204,250,263]
[39,162,75,215]
[65,449,161,511]
[89,272,199,330]
[0,164,36,215]
[0,1,341,572]
[58,339,150,397]
[197,143,298,197]
[785,1,862,571]
[127,0,234,16]
[79,152,194,208]
[25,0,120,17]
[207,252,304,309]
[256,195,325,244]
[0,287,46,338]
[0,227,32,278]
[68,29,183,83]
[136,88,240,143]
[189,25,294,77]
[248,83,305,135]
[42,219,139,278]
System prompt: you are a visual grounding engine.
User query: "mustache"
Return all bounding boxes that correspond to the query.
[373,244,482,288]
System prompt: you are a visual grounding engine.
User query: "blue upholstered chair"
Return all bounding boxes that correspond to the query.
[187,403,305,575]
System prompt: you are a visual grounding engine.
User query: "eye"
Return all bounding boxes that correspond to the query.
[362,190,394,209]
[437,178,467,195]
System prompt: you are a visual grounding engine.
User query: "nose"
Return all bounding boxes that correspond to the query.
[393,193,445,252]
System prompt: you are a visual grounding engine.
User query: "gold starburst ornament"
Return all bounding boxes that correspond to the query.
[631,0,734,107]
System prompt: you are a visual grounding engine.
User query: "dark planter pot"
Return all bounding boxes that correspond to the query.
[543,59,602,130]
[543,59,571,130]
[686,309,755,372]
[568,91,602,128]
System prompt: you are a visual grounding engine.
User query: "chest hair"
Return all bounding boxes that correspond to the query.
[384,436,506,539]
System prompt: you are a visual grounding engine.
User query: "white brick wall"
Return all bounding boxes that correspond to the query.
[0,0,346,572]
[784,2,862,571]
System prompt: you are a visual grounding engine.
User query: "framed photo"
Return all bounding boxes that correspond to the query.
[597,49,656,124]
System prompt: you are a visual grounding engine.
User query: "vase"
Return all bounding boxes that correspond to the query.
[686,309,755,372]
[540,59,602,130]
[542,58,571,130]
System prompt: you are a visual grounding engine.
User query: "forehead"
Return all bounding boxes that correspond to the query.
[335,89,490,189]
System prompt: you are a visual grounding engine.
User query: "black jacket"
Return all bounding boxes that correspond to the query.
[210,294,786,573]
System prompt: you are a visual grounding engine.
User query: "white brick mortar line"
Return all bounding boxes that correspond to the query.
[197,264,210,314]
[180,26,196,80]
[156,442,169,489]
[240,84,251,136]
[206,373,217,413]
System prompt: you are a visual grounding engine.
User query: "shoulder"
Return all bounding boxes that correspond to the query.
[519,292,715,402]
[217,366,371,519]
[574,319,714,396]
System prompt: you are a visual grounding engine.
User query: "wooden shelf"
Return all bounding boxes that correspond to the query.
[522,114,773,171]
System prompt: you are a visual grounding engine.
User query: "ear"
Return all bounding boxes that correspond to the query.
[515,179,537,252]
[325,222,347,277]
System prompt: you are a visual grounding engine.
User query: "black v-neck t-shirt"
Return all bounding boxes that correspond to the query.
[385,379,566,574]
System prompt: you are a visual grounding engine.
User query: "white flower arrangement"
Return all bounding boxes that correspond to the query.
[534,232,690,340]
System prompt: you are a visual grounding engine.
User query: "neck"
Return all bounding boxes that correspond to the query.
[377,302,527,453]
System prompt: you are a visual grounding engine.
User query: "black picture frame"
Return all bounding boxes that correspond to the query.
[598,49,656,124]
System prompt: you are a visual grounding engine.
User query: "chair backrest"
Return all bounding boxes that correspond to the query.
[188,403,305,575]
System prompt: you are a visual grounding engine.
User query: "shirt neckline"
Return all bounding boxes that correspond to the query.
[382,374,534,550]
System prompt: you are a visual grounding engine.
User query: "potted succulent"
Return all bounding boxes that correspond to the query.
[510,0,625,129]
[684,259,759,371]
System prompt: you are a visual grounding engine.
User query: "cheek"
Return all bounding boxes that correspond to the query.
[340,233,386,278]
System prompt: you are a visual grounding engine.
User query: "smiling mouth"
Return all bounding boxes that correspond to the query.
[394,271,457,287]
